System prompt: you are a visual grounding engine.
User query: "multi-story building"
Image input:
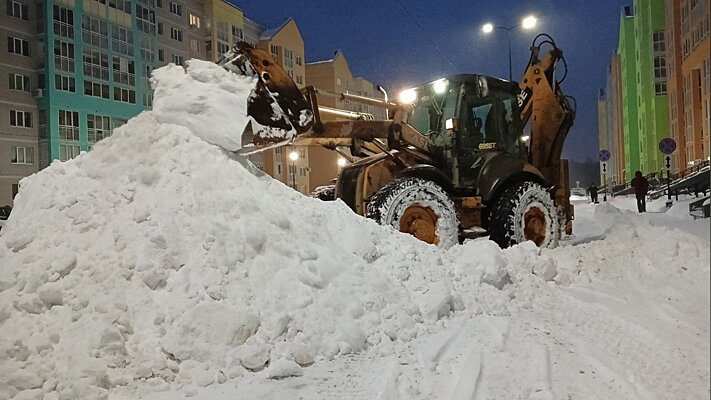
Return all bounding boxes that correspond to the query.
[598,52,625,185]
[0,0,208,206]
[156,0,205,68]
[632,0,669,175]
[254,18,315,194]
[1,0,40,204]
[203,0,243,62]
[617,6,641,182]
[666,0,710,169]
[305,50,388,192]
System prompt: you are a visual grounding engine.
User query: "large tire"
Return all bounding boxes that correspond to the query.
[366,177,459,248]
[489,181,559,249]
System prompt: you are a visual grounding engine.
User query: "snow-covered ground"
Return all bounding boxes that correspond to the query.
[0,61,708,400]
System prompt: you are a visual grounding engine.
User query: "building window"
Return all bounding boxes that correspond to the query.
[111,25,133,55]
[295,55,302,66]
[6,0,28,20]
[58,110,79,141]
[9,73,30,92]
[276,163,282,175]
[53,40,74,72]
[54,74,75,92]
[158,49,164,62]
[11,146,34,164]
[157,22,163,35]
[108,0,131,13]
[136,4,155,34]
[270,44,279,60]
[59,144,80,161]
[52,5,74,38]
[216,21,229,56]
[156,0,161,7]
[652,30,665,53]
[140,36,155,63]
[142,92,153,107]
[7,36,30,56]
[655,81,667,96]
[189,13,200,28]
[112,56,135,85]
[83,48,109,80]
[231,25,243,43]
[190,39,198,52]
[295,75,303,85]
[82,15,109,49]
[217,42,229,56]
[172,54,183,65]
[87,114,110,143]
[169,1,181,16]
[654,56,667,79]
[284,48,293,68]
[84,80,109,98]
[9,110,31,127]
[113,87,136,103]
[170,27,183,42]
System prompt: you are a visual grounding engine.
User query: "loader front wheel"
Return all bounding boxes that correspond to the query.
[366,177,458,248]
[488,181,559,249]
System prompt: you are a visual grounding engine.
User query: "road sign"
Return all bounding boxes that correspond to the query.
[601,162,607,173]
[598,149,611,162]
[659,138,677,155]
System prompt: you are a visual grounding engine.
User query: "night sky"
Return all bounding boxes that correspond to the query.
[232,0,630,162]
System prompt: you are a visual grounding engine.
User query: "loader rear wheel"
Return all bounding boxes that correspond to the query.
[489,181,559,249]
[366,177,458,248]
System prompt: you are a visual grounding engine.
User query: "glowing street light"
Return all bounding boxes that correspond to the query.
[521,15,538,30]
[289,150,299,190]
[337,158,347,167]
[481,15,539,80]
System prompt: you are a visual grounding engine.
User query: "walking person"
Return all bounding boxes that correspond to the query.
[587,183,599,204]
[631,170,649,212]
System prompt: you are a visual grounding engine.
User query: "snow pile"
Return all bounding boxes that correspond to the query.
[0,60,507,399]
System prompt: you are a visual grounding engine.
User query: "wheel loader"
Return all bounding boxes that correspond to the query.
[219,34,576,248]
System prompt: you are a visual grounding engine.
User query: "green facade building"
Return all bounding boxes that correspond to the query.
[632,0,670,176]
[616,0,670,181]
[38,0,157,166]
[618,6,640,181]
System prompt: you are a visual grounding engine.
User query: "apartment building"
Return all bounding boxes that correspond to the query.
[666,0,710,169]
[203,0,243,62]
[254,18,314,194]
[0,0,40,204]
[304,50,387,192]
[156,0,205,68]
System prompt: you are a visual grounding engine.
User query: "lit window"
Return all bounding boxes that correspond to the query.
[189,13,200,28]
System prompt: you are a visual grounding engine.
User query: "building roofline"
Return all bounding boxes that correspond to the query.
[260,17,297,41]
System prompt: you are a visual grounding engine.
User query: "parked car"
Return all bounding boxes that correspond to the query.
[0,205,12,231]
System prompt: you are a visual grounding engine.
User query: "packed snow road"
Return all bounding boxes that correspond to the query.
[0,61,708,400]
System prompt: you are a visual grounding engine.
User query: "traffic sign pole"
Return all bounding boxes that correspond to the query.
[598,150,611,202]
[659,138,676,209]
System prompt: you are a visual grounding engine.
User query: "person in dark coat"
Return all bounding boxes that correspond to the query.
[631,170,649,212]
[587,183,599,204]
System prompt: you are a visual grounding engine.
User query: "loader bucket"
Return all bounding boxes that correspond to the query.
[219,43,314,148]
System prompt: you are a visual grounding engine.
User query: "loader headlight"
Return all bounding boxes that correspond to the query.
[398,88,417,104]
[433,79,448,94]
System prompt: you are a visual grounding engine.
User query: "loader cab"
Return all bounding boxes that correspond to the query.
[403,75,525,186]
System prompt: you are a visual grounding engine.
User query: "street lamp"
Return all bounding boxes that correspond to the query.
[481,15,538,80]
[289,150,298,190]
[337,157,347,167]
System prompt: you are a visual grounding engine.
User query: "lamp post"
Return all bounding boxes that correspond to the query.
[482,15,538,81]
[289,149,299,190]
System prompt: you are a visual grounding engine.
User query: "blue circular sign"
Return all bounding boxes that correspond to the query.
[598,149,611,162]
[659,138,677,155]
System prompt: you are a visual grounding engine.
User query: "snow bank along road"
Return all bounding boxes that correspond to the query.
[0,61,708,400]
